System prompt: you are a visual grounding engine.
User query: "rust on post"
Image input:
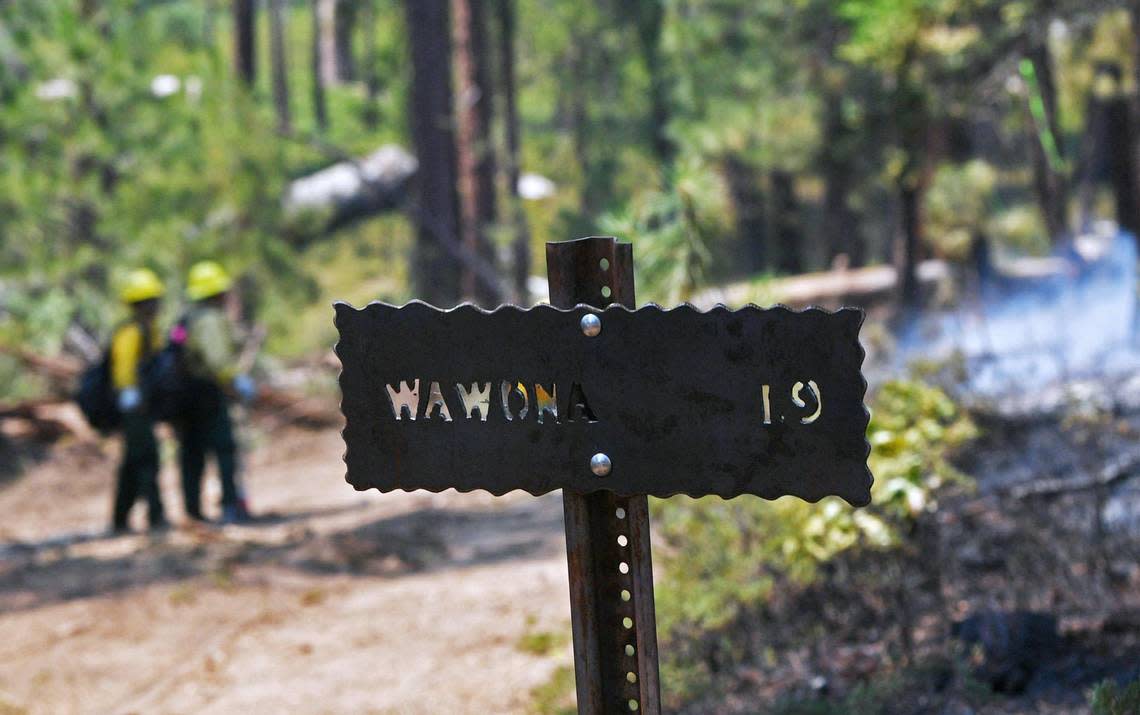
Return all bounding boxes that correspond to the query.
[547,236,661,715]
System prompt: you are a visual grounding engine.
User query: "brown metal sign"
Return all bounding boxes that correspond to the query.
[335,300,871,505]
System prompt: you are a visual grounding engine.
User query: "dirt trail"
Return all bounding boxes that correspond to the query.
[0,426,573,714]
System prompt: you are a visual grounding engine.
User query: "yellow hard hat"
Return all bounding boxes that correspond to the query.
[186,260,232,301]
[120,268,165,304]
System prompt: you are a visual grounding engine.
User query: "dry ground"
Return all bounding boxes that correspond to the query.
[0,423,574,714]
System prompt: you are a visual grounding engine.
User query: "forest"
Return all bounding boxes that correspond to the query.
[2,1,1140,713]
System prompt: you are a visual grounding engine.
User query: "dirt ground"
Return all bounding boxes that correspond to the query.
[0,422,574,714]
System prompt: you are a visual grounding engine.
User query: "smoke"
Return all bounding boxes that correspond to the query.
[894,223,1139,399]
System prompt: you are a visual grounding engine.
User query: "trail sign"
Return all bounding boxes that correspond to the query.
[335,236,871,714]
[336,302,870,505]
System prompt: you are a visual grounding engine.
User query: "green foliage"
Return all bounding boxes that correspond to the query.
[600,156,728,304]
[924,160,997,261]
[0,0,308,352]
[1091,679,1140,715]
[652,378,977,703]
[515,628,569,657]
[528,664,577,715]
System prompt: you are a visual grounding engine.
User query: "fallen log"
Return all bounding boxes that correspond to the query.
[283,144,417,232]
[0,344,82,396]
[693,260,951,309]
[1003,453,1140,499]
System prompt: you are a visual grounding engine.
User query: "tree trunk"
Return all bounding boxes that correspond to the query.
[820,89,864,268]
[898,180,923,307]
[362,0,382,129]
[893,64,927,311]
[567,45,594,216]
[233,0,257,86]
[404,0,462,305]
[318,0,337,88]
[496,0,531,302]
[723,156,767,273]
[1130,2,1140,242]
[310,0,330,131]
[1025,43,1069,241]
[452,0,498,305]
[334,0,358,82]
[1105,91,1140,237]
[770,170,803,274]
[632,1,674,170]
[269,0,291,133]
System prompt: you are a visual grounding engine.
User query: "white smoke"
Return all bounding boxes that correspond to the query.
[895,223,1139,399]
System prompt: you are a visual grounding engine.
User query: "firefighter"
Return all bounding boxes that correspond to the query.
[178,260,256,524]
[111,268,168,533]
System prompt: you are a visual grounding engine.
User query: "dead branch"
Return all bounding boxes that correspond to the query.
[1005,453,1140,499]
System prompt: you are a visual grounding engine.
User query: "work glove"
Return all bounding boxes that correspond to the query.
[118,387,142,413]
[232,374,257,404]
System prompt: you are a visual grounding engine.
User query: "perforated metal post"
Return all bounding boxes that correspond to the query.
[547,236,662,715]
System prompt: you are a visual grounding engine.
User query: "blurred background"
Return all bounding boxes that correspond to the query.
[2,1,1140,713]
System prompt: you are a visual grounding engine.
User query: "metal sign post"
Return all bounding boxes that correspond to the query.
[335,236,871,714]
[547,237,660,714]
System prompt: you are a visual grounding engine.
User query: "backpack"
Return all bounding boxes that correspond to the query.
[75,348,121,433]
[145,316,200,423]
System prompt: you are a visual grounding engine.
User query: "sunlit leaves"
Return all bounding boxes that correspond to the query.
[653,379,977,669]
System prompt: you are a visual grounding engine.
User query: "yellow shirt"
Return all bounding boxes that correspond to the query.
[110,319,163,391]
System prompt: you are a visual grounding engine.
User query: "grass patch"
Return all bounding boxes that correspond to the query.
[529,664,577,715]
[299,587,327,607]
[168,584,197,606]
[515,628,569,657]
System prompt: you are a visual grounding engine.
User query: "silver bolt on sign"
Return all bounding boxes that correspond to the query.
[580,312,602,337]
[590,452,612,477]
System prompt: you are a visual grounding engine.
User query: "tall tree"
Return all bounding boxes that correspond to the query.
[1023,43,1069,240]
[362,0,382,129]
[723,156,768,272]
[770,170,804,274]
[619,1,675,171]
[495,0,531,301]
[334,0,358,82]
[233,0,257,86]
[452,0,498,304]
[310,0,329,131]
[317,0,337,87]
[404,0,463,304]
[269,0,291,133]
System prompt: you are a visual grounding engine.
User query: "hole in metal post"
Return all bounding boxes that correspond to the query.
[619,562,629,574]
[622,617,633,629]
[621,589,631,602]
[616,508,626,519]
[627,672,637,684]
[601,285,612,300]
[599,257,610,270]
[617,535,628,547]
[625,644,635,656]
[628,699,639,711]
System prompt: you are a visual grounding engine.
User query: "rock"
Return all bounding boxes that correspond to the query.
[951,610,1059,693]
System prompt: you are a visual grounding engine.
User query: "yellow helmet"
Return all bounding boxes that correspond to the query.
[120,268,165,304]
[186,260,233,301]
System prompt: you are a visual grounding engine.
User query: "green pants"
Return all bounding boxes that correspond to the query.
[113,412,165,529]
[178,399,240,519]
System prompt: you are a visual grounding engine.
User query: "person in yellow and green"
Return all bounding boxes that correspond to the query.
[111,268,169,533]
[178,260,256,524]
